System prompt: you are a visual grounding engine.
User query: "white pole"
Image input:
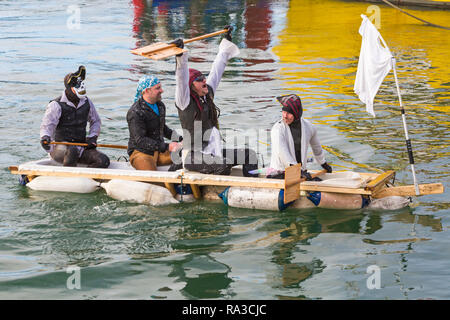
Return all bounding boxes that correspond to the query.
[391,57,420,196]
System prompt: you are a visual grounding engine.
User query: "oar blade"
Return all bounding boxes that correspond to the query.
[145,47,187,60]
[131,42,187,60]
[131,29,228,60]
[131,42,170,55]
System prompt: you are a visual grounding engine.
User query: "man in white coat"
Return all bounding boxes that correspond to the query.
[269,94,332,180]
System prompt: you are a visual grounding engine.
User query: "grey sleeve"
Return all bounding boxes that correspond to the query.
[175,53,191,110]
[40,101,61,139]
[87,99,102,138]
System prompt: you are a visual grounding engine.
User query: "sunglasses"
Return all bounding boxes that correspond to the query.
[193,75,206,82]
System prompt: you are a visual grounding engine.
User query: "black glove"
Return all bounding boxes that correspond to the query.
[301,170,322,182]
[178,136,183,143]
[170,38,184,57]
[160,141,169,153]
[301,170,313,181]
[40,135,51,151]
[170,38,184,49]
[86,136,98,149]
[321,162,332,173]
[224,25,233,42]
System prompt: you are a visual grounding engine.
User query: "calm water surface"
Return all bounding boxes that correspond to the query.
[0,0,449,299]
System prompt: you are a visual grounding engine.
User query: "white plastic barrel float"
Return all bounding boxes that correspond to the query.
[219,187,410,211]
[26,176,100,193]
[100,179,178,206]
[219,187,290,211]
[218,187,371,211]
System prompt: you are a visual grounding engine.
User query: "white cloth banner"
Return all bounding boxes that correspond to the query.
[354,14,393,117]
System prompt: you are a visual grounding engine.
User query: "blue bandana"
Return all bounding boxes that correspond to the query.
[134,75,160,103]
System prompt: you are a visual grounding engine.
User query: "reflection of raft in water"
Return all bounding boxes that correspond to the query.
[9,159,444,211]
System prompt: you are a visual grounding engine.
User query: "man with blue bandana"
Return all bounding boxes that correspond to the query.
[127,75,183,171]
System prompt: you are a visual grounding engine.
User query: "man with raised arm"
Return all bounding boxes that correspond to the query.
[172,27,258,176]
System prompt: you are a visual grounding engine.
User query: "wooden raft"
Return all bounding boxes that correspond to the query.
[8,163,444,200]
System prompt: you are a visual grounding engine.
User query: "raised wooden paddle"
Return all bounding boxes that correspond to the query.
[49,141,127,150]
[131,29,229,60]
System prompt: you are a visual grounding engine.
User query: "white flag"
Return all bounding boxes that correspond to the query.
[354,14,393,117]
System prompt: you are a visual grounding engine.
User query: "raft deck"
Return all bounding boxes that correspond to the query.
[8,159,444,200]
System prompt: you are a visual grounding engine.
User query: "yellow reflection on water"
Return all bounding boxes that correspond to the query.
[272,0,449,112]
[271,0,449,168]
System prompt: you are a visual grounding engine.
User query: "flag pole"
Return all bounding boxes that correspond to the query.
[391,57,420,196]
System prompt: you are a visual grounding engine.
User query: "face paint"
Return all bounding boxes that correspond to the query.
[73,78,86,98]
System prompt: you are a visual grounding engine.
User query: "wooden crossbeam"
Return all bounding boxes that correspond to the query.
[372,183,444,198]
[365,170,395,192]
[9,166,284,189]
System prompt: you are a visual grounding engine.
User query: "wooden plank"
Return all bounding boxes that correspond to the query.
[10,169,182,184]
[9,166,18,173]
[299,184,372,195]
[284,164,301,203]
[372,183,444,198]
[365,170,395,191]
[10,167,285,189]
[190,184,202,199]
[164,183,177,197]
[180,175,284,189]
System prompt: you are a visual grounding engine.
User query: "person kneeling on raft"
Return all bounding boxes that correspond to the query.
[39,66,110,168]
[127,75,183,171]
[172,26,258,177]
[268,94,332,179]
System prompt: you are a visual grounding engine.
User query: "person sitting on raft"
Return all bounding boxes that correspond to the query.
[268,94,332,179]
[172,26,258,177]
[126,75,183,171]
[39,66,110,168]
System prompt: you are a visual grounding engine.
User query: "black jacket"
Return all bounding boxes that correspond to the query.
[127,97,179,156]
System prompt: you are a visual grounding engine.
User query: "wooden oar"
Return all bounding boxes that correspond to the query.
[131,29,229,60]
[49,141,127,150]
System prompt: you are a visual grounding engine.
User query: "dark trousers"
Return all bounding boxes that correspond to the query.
[50,145,110,168]
[184,148,258,176]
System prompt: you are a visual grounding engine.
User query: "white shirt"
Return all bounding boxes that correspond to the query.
[269,117,326,171]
